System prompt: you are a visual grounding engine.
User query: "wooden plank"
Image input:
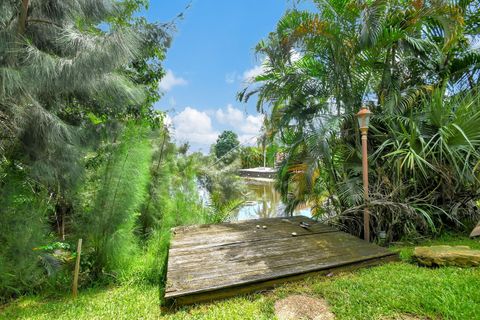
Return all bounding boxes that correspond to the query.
[167,245,391,279]
[168,232,387,267]
[171,216,311,234]
[166,236,394,288]
[169,229,387,258]
[171,217,332,238]
[170,229,348,258]
[166,250,396,296]
[165,255,399,307]
[166,251,396,296]
[170,217,335,249]
[164,216,398,306]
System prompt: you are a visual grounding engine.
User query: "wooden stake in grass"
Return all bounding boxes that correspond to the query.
[72,238,82,298]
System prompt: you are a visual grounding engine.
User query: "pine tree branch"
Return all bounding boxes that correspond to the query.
[27,18,62,29]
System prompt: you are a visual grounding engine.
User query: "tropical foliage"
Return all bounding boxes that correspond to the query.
[241,0,480,241]
[240,145,278,168]
[0,0,212,303]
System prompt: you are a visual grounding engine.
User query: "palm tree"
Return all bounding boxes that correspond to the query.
[240,0,480,240]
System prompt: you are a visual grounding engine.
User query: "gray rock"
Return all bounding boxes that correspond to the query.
[413,245,480,267]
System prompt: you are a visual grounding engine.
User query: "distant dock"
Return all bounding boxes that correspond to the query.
[238,167,277,179]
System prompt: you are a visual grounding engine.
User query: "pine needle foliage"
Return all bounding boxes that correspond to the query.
[135,139,214,286]
[138,126,173,237]
[77,122,152,280]
[0,0,174,302]
[0,0,146,172]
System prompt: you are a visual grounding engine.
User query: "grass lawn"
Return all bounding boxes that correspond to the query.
[1,234,479,320]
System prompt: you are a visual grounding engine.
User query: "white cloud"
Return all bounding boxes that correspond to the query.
[164,114,173,127]
[214,105,264,146]
[171,107,218,146]
[242,64,266,82]
[215,104,244,126]
[238,114,265,146]
[163,114,173,132]
[169,105,265,152]
[215,104,264,137]
[238,134,258,146]
[159,70,187,92]
[225,72,237,84]
[241,114,264,135]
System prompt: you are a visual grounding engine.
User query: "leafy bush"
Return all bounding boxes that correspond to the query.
[240,145,278,168]
[0,169,52,302]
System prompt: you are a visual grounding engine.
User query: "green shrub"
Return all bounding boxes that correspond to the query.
[0,169,52,302]
[75,123,152,281]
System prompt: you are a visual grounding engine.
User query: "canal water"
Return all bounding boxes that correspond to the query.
[231,178,311,221]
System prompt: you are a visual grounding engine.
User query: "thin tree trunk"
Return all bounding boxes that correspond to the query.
[143,131,168,224]
[17,0,29,35]
[155,131,168,173]
[108,149,130,219]
[55,196,67,240]
[54,207,61,236]
[7,0,29,66]
[61,208,66,241]
[379,47,392,106]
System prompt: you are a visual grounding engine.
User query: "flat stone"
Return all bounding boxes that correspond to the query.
[413,245,480,267]
[274,295,335,320]
[470,222,480,238]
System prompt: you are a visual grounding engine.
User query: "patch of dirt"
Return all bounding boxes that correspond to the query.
[274,295,335,320]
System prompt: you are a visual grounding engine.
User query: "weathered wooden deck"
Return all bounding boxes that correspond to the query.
[164,216,398,306]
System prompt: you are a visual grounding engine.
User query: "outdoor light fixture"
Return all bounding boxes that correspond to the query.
[356,106,372,241]
[357,106,372,132]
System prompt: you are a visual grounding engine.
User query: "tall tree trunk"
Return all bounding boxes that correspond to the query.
[17,0,29,35]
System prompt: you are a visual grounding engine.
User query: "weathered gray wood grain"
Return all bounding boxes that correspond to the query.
[164,216,397,306]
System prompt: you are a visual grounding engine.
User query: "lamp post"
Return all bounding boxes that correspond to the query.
[357,106,372,241]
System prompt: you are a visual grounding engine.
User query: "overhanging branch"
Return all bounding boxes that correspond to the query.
[27,18,62,29]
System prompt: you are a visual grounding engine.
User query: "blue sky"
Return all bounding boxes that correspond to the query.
[142,1,306,153]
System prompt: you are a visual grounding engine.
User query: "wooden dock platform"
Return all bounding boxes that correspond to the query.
[238,167,277,179]
[164,216,398,306]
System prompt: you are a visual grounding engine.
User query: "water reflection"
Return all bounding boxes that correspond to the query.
[232,178,311,221]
